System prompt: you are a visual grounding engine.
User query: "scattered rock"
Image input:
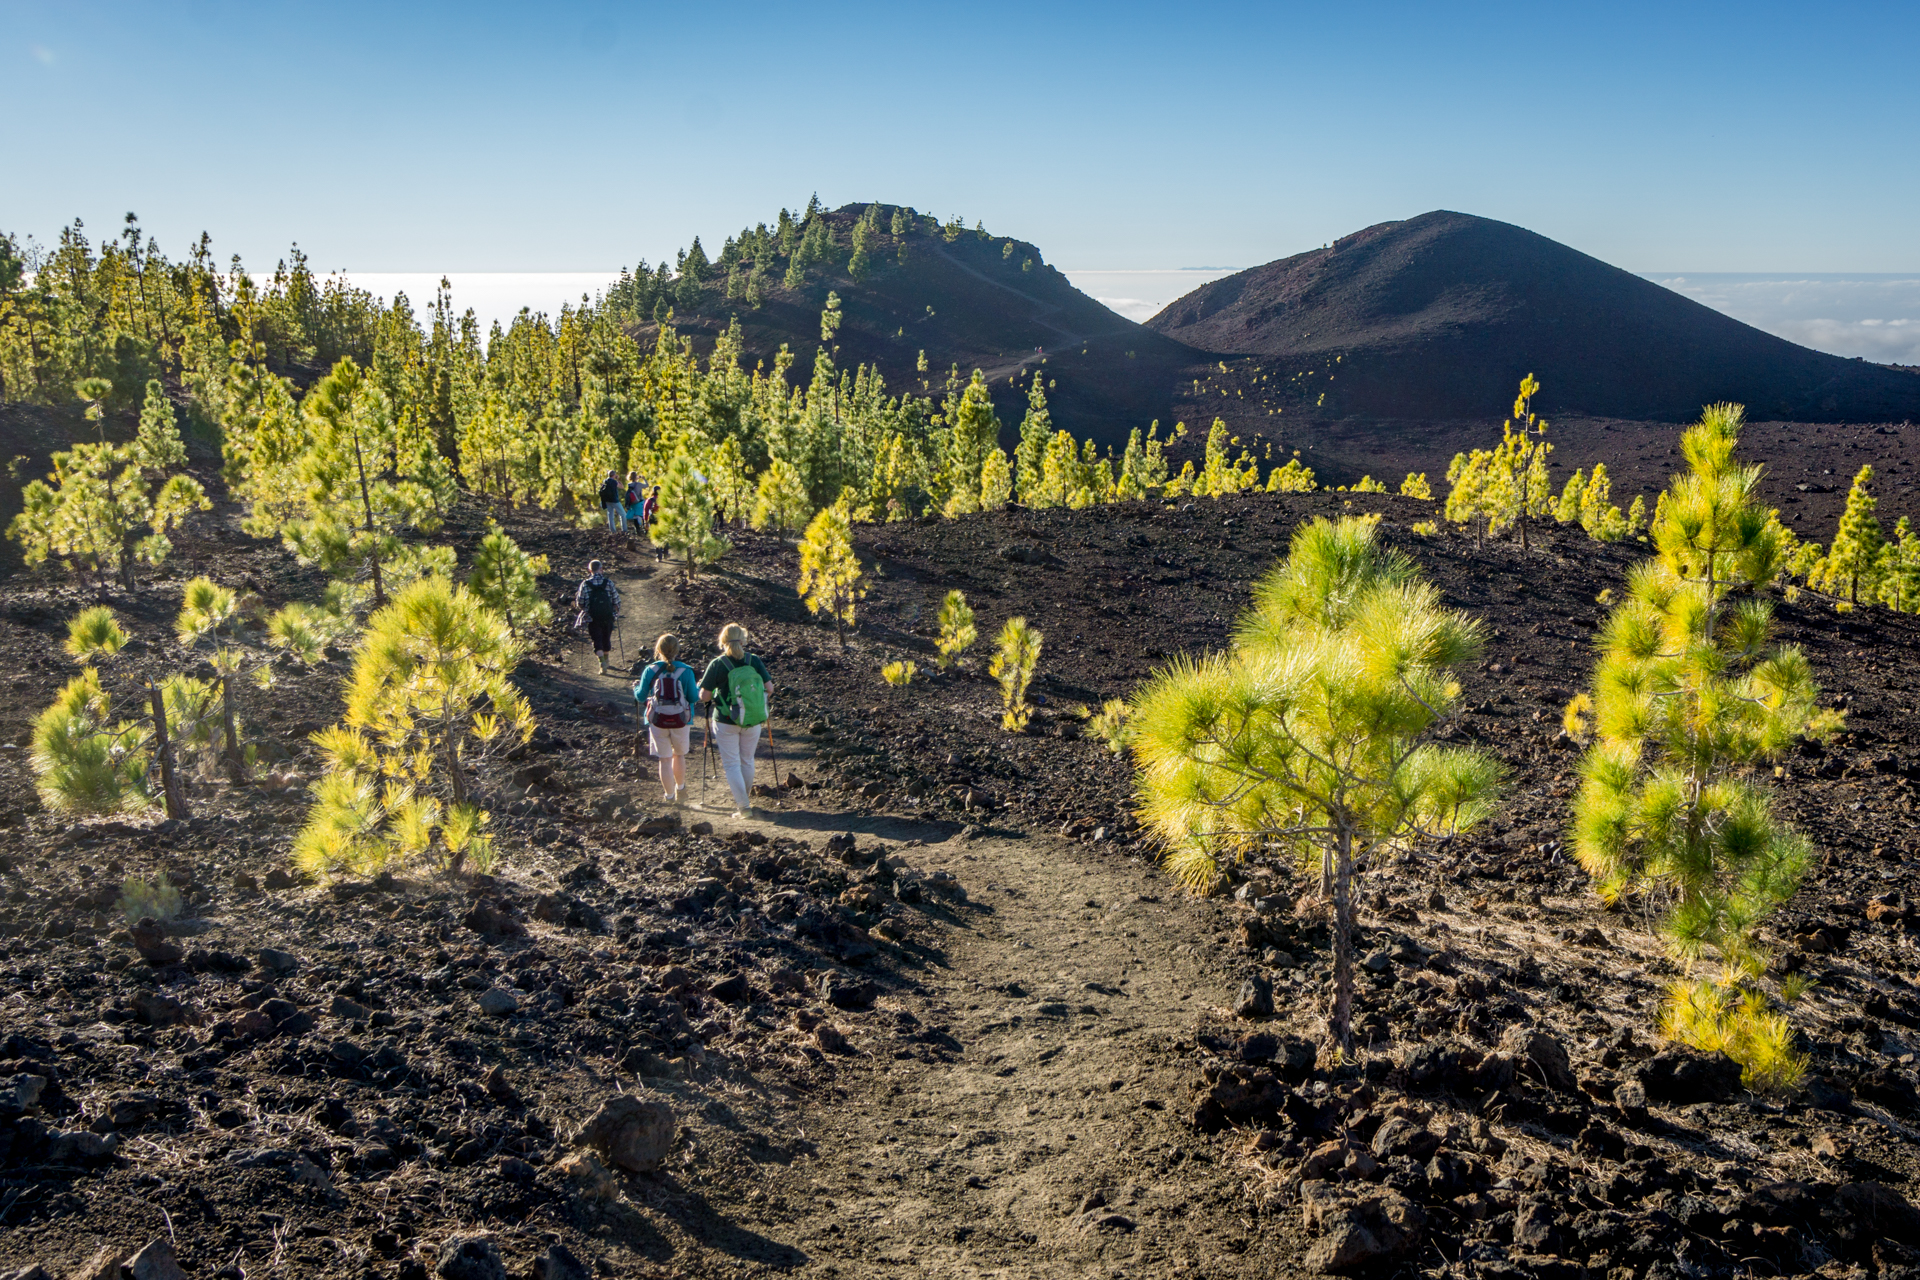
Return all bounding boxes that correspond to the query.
[557,1151,616,1200]
[574,1094,675,1173]
[1234,975,1275,1018]
[132,990,199,1027]
[632,814,680,836]
[126,1239,189,1280]
[1370,1116,1441,1162]
[70,1248,131,1280]
[1635,1045,1742,1104]
[1299,1180,1425,1272]
[128,918,183,966]
[706,972,749,1003]
[462,899,526,938]
[434,1234,508,1280]
[1499,1025,1577,1093]
[48,1129,118,1160]
[483,1065,521,1106]
[814,1024,851,1054]
[530,1244,590,1280]
[0,1074,45,1117]
[476,988,519,1017]
[257,947,301,974]
[329,994,372,1021]
[0,1265,51,1280]
[262,869,298,891]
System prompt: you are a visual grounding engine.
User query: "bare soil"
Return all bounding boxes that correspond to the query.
[4,485,1920,1279]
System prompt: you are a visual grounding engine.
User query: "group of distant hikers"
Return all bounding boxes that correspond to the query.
[573,558,772,821]
[599,469,662,556]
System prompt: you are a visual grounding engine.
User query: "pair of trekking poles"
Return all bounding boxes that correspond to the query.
[692,714,781,808]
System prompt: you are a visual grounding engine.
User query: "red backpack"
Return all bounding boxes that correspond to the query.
[644,662,690,729]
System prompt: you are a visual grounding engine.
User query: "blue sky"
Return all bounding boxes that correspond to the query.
[4,0,1917,277]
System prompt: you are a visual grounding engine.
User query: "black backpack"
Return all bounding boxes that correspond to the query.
[584,578,615,620]
[599,478,620,505]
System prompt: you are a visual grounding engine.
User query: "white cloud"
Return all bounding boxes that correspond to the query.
[1645,274,1920,365]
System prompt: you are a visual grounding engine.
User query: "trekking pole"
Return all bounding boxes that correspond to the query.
[700,716,713,807]
[765,720,781,788]
[616,618,626,666]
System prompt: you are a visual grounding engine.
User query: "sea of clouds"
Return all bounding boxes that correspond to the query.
[1642,274,1920,366]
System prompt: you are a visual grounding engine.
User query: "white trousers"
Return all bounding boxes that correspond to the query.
[711,721,762,810]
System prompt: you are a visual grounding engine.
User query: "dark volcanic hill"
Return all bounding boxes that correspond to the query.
[1146,210,1920,423]
[649,204,1200,444]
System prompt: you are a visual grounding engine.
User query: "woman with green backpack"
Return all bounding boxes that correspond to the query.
[699,622,772,818]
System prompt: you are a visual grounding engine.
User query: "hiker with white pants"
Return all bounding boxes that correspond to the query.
[699,622,773,818]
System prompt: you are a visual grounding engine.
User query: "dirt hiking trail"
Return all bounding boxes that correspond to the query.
[552,551,1300,1277]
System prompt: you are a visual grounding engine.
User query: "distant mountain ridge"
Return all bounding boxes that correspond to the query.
[1145,211,1920,423]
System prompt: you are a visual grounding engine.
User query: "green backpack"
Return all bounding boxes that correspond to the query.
[721,656,768,727]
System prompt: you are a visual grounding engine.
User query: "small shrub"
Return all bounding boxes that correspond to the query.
[31,669,153,815]
[1659,979,1808,1094]
[118,873,182,924]
[989,617,1042,731]
[1410,520,1439,537]
[1087,698,1133,753]
[1561,692,1593,744]
[935,590,976,669]
[881,659,916,690]
[1400,473,1433,500]
[66,607,128,660]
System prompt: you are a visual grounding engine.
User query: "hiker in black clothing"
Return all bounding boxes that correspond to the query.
[574,560,622,674]
[598,470,625,532]
[646,485,667,562]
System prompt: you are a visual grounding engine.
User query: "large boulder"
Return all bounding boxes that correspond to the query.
[1635,1045,1742,1104]
[573,1094,675,1173]
[1300,1180,1425,1273]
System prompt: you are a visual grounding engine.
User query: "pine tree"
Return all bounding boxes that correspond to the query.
[652,451,731,581]
[798,496,865,650]
[9,378,211,590]
[989,617,1042,731]
[940,371,1000,516]
[294,576,533,877]
[1399,473,1433,500]
[1444,375,1555,548]
[1266,453,1316,493]
[1877,517,1920,613]
[750,458,813,540]
[1809,464,1884,606]
[980,447,1013,511]
[467,524,552,636]
[1573,403,1831,988]
[935,590,976,669]
[1129,516,1502,1051]
[31,667,154,816]
[280,359,447,607]
[1015,375,1052,502]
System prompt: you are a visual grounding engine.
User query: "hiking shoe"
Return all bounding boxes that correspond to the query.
[730,809,748,820]
[673,786,687,803]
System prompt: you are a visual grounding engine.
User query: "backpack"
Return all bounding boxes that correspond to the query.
[626,482,643,507]
[643,662,690,729]
[720,656,768,727]
[583,578,616,621]
[599,478,620,506]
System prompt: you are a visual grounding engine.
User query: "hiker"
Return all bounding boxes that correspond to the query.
[699,622,772,818]
[634,633,699,803]
[598,470,624,531]
[574,560,622,674]
[623,471,646,537]
[645,485,667,562]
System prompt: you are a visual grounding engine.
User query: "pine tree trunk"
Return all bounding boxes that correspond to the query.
[149,684,187,820]
[220,674,245,784]
[1328,829,1355,1054]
